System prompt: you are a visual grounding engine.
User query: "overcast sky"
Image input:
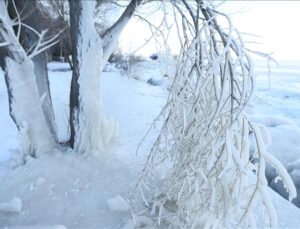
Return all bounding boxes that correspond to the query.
[221,1,300,61]
[119,1,300,61]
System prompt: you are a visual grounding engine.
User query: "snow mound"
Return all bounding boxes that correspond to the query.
[0,197,22,213]
[107,195,130,212]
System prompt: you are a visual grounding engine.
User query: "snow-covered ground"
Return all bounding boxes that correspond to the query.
[0,60,300,228]
[250,60,300,207]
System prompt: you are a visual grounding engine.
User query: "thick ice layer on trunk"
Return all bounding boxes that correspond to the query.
[6,58,55,156]
[1,0,56,157]
[73,1,117,155]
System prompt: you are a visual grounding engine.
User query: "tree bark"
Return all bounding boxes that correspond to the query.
[69,0,81,148]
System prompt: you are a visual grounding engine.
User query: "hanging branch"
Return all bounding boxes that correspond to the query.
[133,1,296,228]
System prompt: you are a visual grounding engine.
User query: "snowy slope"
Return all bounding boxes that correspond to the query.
[0,62,300,228]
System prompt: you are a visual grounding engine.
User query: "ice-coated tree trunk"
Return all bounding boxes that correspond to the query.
[69,0,108,154]
[69,0,142,154]
[5,58,56,156]
[0,1,56,157]
[0,0,57,140]
[16,0,57,140]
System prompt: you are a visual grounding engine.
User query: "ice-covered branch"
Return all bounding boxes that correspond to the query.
[101,0,143,62]
[0,1,62,61]
[0,41,9,47]
[134,1,295,228]
[28,29,64,59]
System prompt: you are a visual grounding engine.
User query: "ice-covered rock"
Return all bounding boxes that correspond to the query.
[147,78,163,86]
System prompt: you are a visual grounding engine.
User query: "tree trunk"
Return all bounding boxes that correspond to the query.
[0,47,16,124]
[5,58,56,157]
[69,0,81,148]
[0,1,56,157]
[69,0,116,155]
[32,54,57,139]
[0,0,57,139]
[69,0,142,154]
[15,0,57,140]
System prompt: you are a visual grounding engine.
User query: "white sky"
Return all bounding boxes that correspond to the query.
[119,1,300,61]
[221,1,300,61]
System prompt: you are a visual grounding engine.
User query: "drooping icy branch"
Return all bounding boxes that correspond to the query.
[134,1,296,228]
